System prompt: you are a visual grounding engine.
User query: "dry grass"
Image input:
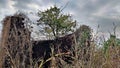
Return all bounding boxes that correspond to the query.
[31,35,120,68]
[0,15,120,68]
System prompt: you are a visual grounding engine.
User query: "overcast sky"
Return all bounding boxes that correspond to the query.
[0,0,120,39]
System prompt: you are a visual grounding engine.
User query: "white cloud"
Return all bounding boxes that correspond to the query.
[0,0,120,39]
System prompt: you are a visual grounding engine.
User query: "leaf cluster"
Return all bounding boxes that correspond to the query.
[37,6,76,38]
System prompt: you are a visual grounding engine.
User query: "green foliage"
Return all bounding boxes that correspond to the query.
[37,6,76,38]
[103,34,120,54]
[76,25,92,47]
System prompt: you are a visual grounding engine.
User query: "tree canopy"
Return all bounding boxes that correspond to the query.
[75,25,92,47]
[37,6,76,39]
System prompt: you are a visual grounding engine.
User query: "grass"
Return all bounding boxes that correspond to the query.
[32,34,120,68]
[0,16,120,68]
[0,29,120,68]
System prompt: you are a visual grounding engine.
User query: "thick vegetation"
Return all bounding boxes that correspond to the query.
[0,6,120,68]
